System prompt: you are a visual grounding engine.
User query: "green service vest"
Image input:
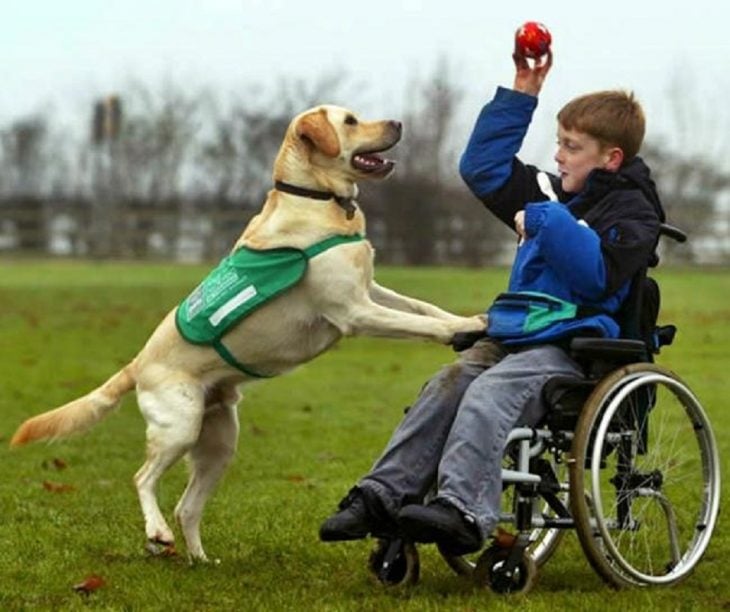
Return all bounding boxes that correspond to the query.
[176,234,364,377]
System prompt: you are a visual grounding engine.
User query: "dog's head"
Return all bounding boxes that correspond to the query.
[274,105,402,193]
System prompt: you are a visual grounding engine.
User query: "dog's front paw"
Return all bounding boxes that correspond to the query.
[462,314,487,332]
[446,315,487,348]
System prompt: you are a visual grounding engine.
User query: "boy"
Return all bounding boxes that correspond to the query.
[319,46,665,555]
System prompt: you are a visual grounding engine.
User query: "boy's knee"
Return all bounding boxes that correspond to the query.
[458,339,506,368]
[434,362,469,391]
[435,360,482,395]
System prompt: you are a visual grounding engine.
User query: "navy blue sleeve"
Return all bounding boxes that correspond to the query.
[460,87,565,231]
[459,87,537,195]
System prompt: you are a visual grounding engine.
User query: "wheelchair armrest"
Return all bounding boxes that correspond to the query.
[569,337,649,366]
[543,375,596,432]
[543,375,595,410]
[543,375,596,400]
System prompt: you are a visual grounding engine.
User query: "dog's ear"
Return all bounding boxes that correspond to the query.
[295,109,341,158]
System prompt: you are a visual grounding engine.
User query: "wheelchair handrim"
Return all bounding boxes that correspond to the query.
[589,372,721,585]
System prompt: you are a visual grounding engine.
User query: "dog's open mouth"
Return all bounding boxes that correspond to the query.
[351,150,395,175]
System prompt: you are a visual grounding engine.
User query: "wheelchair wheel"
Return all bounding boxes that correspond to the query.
[473,544,538,594]
[570,363,720,588]
[368,538,419,586]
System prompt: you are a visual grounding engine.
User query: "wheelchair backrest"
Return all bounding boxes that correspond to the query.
[613,272,658,343]
[614,224,686,353]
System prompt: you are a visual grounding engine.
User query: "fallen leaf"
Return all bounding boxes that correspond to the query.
[42,480,76,493]
[249,423,266,436]
[42,457,68,471]
[52,457,68,470]
[72,574,105,594]
[286,474,307,483]
[22,311,40,328]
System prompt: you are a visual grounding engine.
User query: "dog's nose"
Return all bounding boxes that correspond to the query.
[389,120,403,134]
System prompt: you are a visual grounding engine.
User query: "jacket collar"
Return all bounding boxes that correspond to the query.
[567,157,665,222]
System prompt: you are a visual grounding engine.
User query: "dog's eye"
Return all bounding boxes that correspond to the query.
[344,115,358,126]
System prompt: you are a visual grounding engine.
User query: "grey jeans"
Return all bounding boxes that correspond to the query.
[359,340,583,538]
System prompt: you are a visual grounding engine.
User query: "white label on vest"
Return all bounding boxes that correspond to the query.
[209,285,257,327]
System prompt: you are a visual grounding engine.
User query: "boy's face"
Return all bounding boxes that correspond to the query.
[554,126,618,193]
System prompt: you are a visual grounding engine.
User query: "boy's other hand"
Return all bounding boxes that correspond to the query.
[512,46,553,96]
[514,210,526,241]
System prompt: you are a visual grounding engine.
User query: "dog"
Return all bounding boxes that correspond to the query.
[10,105,486,562]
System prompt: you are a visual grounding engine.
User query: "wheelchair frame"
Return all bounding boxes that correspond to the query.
[368,225,721,594]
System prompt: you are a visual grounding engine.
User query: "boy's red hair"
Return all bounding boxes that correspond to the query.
[558,91,645,161]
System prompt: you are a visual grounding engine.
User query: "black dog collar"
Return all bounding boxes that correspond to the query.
[274,180,356,220]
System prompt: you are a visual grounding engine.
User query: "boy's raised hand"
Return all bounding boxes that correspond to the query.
[512,44,553,96]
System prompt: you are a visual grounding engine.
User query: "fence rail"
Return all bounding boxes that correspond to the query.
[2,196,722,265]
[0,195,511,265]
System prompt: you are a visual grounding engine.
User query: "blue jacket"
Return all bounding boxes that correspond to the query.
[460,87,664,345]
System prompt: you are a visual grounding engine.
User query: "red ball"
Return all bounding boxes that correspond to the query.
[515,21,552,59]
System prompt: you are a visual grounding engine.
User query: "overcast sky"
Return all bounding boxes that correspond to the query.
[2,1,729,166]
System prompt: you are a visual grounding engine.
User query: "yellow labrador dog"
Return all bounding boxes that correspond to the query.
[11,105,486,562]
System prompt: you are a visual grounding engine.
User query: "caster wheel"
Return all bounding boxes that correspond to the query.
[439,526,562,579]
[473,545,538,594]
[368,538,420,586]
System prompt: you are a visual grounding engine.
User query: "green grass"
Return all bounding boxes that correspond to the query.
[0,259,728,611]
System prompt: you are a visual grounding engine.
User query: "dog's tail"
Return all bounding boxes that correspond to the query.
[10,364,136,447]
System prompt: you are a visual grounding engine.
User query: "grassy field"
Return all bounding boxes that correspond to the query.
[0,259,728,611]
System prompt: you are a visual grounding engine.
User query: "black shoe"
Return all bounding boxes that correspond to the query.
[319,487,395,541]
[397,499,483,555]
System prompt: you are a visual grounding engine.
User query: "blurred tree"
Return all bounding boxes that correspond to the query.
[85,82,205,256]
[112,82,202,202]
[0,117,49,197]
[368,56,510,265]
[0,117,52,250]
[642,75,730,263]
[644,143,730,263]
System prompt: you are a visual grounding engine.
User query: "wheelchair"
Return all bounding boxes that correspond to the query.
[367,224,721,594]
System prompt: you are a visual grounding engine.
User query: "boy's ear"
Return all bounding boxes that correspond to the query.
[604,147,624,172]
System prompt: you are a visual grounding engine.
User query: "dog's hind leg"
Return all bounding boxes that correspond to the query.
[134,378,205,556]
[175,385,241,562]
